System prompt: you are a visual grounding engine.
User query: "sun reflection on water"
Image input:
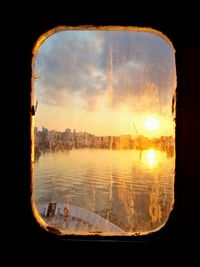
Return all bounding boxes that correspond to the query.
[34,148,174,233]
[140,148,165,169]
[147,149,156,168]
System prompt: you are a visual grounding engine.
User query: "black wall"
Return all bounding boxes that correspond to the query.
[12,9,200,256]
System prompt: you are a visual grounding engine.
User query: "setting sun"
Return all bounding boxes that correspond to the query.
[144,115,160,131]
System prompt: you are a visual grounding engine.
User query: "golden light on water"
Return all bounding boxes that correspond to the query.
[139,149,167,169]
[147,149,156,168]
[140,148,169,169]
[144,115,160,131]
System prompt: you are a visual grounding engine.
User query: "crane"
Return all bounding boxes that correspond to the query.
[133,123,139,137]
[133,123,142,159]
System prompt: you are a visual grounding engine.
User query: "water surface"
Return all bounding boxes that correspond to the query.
[34,148,174,233]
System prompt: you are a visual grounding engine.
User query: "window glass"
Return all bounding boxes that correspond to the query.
[32,27,176,235]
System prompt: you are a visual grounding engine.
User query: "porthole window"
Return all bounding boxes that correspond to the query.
[32,26,176,235]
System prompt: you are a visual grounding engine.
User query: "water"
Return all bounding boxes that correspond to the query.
[33,148,174,233]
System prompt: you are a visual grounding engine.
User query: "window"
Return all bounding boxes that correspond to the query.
[32,26,176,236]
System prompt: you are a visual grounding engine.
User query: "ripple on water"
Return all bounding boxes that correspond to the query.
[34,149,175,233]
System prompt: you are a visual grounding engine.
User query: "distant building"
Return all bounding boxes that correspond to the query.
[42,127,48,136]
[65,128,71,134]
[119,135,132,149]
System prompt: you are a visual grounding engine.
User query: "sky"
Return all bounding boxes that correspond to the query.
[34,29,176,137]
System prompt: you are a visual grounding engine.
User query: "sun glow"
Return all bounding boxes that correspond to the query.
[144,115,160,131]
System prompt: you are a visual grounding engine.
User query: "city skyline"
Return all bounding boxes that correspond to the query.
[34,125,174,154]
[34,125,174,139]
[34,29,176,138]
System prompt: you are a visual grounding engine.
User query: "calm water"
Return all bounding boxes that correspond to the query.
[33,148,174,233]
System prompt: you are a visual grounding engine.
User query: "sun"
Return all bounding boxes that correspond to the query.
[144,115,160,131]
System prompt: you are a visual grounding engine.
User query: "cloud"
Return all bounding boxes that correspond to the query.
[35,30,176,114]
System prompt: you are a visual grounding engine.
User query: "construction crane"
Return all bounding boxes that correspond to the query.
[133,123,142,159]
[133,123,139,137]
